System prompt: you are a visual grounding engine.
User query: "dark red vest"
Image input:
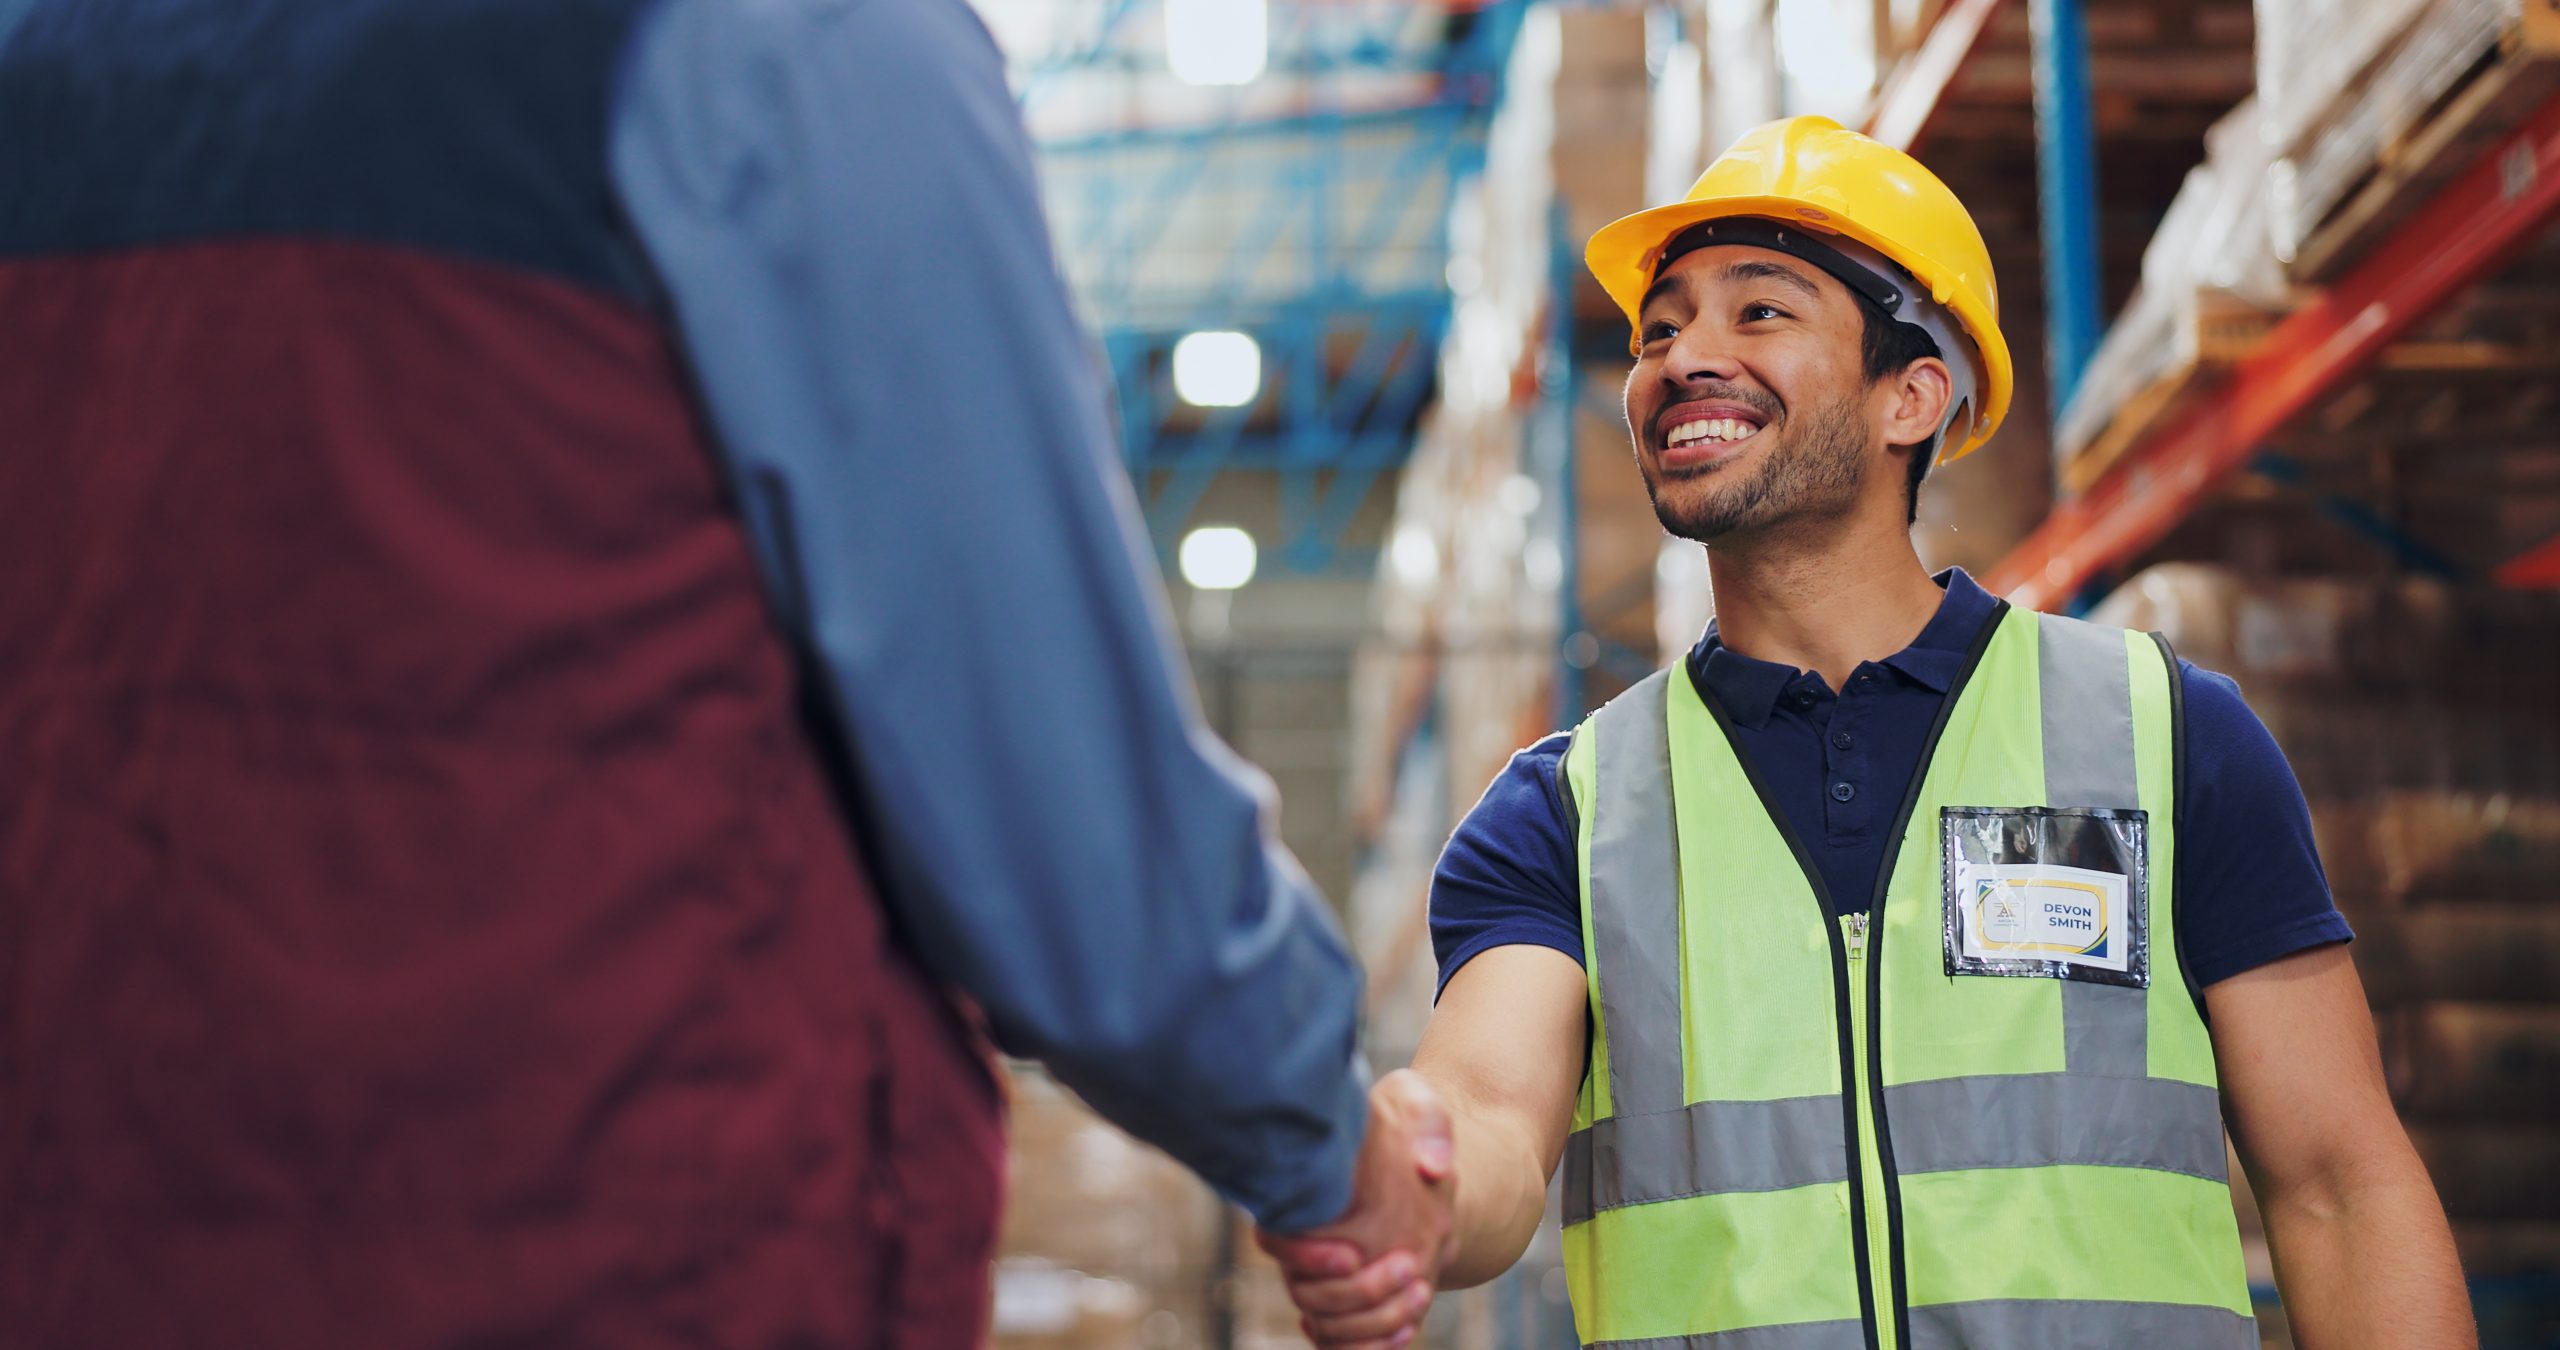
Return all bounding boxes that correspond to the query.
[0,235,1003,1346]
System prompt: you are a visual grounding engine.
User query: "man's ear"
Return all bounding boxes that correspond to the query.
[1881,356,1953,448]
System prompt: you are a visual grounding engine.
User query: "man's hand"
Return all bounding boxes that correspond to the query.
[1255,1069,1458,1348]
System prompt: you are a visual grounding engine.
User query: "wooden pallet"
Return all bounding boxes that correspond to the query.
[2293,0,2560,281]
[2059,289,2288,496]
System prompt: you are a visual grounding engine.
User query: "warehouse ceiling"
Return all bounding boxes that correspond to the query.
[966,0,1528,575]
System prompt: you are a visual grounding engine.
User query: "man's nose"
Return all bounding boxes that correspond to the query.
[1662,327,1744,385]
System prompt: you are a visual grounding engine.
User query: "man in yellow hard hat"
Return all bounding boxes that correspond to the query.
[1261,117,2472,1349]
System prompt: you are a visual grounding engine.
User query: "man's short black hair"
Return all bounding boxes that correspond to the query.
[1859,305,1942,525]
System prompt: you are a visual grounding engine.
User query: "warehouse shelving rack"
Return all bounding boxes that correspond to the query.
[1984,88,2560,609]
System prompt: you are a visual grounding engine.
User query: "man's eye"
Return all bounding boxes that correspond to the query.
[1742,303,1788,323]
[1640,320,1679,344]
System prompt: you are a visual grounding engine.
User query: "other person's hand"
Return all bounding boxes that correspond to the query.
[1254,1069,1457,1347]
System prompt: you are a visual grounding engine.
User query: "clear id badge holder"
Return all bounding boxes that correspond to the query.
[1941,807,2150,989]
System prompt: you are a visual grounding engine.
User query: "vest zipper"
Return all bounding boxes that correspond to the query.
[1841,912,1895,1350]
[1821,907,1885,1350]
[1850,604,2014,1350]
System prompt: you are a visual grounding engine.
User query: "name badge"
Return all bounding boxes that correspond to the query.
[1952,862,2129,974]
[1940,805,2150,988]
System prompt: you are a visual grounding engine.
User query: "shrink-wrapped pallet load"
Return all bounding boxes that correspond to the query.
[2257,0,2560,277]
[2053,101,2290,488]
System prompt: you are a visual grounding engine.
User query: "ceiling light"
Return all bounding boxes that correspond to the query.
[1172,330,1262,407]
[1179,525,1259,591]
[1166,0,1268,87]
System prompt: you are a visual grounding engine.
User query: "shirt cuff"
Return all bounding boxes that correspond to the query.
[2194,909,2355,988]
[1244,1056,1371,1233]
[1435,930,1585,1000]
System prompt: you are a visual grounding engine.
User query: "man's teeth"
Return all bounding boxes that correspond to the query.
[1667,417,1759,447]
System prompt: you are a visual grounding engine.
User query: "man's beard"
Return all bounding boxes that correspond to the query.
[1644,391,1868,543]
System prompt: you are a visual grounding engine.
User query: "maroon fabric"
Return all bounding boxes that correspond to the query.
[0,239,1004,1348]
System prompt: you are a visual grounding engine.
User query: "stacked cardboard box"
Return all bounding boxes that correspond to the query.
[994,1066,1245,1350]
[2092,565,2560,1292]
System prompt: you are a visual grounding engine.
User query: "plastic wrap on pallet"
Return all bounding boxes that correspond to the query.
[2051,288,2172,467]
[2054,101,2285,465]
[2269,0,2518,264]
[2256,0,2437,158]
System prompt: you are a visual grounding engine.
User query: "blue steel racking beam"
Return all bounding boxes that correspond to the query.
[1987,90,2560,609]
[2029,0,2102,414]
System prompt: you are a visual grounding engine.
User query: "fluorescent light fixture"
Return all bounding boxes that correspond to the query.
[1171,330,1262,407]
[1179,525,1259,591]
[1166,0,1268,86]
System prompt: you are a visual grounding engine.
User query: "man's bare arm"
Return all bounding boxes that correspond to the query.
[2212,944,2474,1347]
[1413,944,1590,1288]
[1258,947,1580,1346]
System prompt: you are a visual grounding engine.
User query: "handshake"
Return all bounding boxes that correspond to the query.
[1254,1069,1461,1349]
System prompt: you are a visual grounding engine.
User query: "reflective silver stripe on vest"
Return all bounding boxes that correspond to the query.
[1587,668,1686,1119]
[2036,613,2149,1079]
[1908,1298,2256,1349]
[1883,1074,2227,1181]
[1565,1071,2220,1227]
[1561,1094,1849,1225]
[1591,1317,1869,1349]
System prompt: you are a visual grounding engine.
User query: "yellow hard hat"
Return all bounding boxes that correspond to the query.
[1586,115,2013,463]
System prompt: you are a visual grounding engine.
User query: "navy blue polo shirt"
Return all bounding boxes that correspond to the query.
[1431,569,2353,993]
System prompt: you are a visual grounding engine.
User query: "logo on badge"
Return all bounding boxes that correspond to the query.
[1979,884,2026,943]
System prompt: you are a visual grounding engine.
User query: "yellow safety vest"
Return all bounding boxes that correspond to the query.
[1560,604,2253,1348]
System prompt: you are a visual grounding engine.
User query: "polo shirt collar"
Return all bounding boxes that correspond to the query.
[1685,568,2001,728]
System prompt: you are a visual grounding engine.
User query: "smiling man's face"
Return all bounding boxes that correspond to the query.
[1622,242,1886,544]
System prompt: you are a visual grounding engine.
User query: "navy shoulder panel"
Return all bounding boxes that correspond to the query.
[0,0,662,298]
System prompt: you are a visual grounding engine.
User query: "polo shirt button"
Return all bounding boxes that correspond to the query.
[1790,691,1815,711]
[1831,781,1856,802]
[1832,731,1854,750]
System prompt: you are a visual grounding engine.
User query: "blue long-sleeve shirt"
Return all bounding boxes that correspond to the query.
[607,0,1367,1231]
